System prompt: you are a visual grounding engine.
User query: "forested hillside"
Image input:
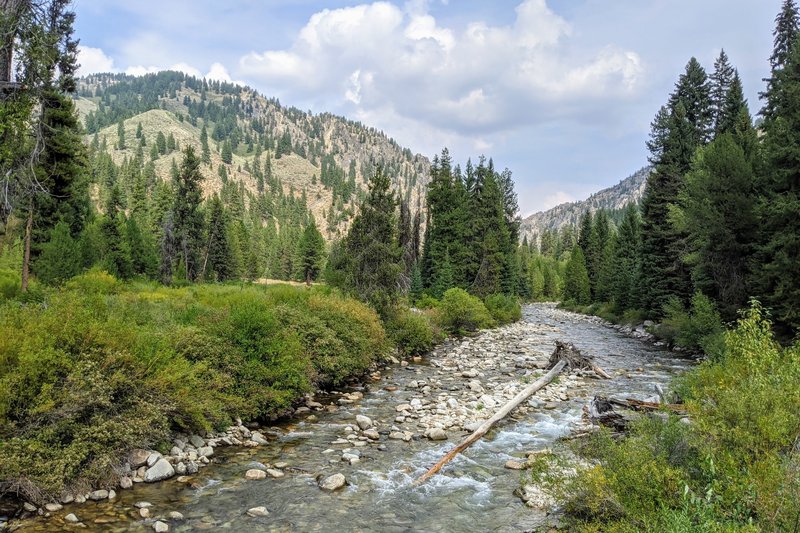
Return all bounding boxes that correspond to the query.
[520,166,649,246]
[76,72,430,242]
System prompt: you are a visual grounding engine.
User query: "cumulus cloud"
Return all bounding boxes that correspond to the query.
[238,0,643,135]
[77,45,116,76]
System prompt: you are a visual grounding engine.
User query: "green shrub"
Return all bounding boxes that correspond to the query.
[64,269,120,295]
[386,307,434,357]
[0,269,20,300]
[484,293,522,325]
[0,280,389,503]
[658,292,724,356]
[436,288,493,335]
[561,304,800,532]
[415,294,440,309]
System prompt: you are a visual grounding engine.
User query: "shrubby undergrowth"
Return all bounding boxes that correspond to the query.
[557,304,800,532]
[0,273,386,501]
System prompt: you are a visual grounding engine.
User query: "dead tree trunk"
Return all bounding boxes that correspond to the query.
[414,341,610,486]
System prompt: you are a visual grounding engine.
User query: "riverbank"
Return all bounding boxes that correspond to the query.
[6,304,690,532]
[0,273,390,515]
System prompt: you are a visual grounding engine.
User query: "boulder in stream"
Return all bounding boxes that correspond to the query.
[319,473,347,491]
[144,458,175,483]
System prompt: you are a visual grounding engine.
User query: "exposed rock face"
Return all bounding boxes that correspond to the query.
[520,166,650,245]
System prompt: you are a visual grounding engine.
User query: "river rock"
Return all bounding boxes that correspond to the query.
[425,428,448,441]
[128,449,150,468]
[139,508,151,519]
[107,489,116,499]
[144,458,175,483]
[45,503,62,512]
[319,473,346,491]
[355,414,373,430]
[119,476,133,489]
[363,429,380,440]
[175,462,187,475]
[88,490,109,501]
[189,435,205,448]
[153,521,169,533]
[266,468,284,478]
[245,469,267,480]
[146,452,162,467]
[251,432,269,445]
[168,511,185,521]
[134,501,153,509]
[64,513,79,523]
[198,446,214,458]
[388,431,406,440]
[273,461,289,469]
[247,506,270,517]
[504,460,525,470]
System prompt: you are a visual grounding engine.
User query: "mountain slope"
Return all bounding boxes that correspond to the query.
[76,71,430,238]
[520,166,650,242]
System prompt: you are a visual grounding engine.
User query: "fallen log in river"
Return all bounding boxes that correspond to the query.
[414,341,609,486]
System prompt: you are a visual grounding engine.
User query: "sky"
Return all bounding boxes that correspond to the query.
[73,0,776,216]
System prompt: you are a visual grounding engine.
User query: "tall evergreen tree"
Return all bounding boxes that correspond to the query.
[710,49,735,136]
[205,194,234,282]
[611,204,642,312]
[171,147,205,281]
[338,167,402,316]
[296,218,325,284]
[761,0,800,123]
[681,132,757,321]
[563,247,591,305]
[755,39,800,334]
[640,59,712,316]
[34,221,81,285]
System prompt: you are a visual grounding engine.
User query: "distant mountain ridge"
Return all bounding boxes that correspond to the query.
[75,71,431,239]
[520,166,651,243]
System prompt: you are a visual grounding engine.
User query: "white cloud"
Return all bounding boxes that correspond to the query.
[542,191,575,210]
[77,45,116,76]
[238,0,643,137]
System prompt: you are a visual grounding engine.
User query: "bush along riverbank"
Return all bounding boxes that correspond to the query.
[523,304,800,532]
[0,271,521,522]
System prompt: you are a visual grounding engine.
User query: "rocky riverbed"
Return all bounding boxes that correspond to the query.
[5,304,692,533]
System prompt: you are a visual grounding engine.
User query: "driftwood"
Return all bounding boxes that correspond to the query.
[414,341,609,486]
[587,395,688,432]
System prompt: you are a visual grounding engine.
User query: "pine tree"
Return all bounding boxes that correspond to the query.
[135,122,143,139]
[710,49,735,136]
[587,209,612,302]
[27,91,90,284]
[34,221,81,285]
[117,119,126,150]
[611,204,642,312]
[762,0,800,123]
[206,194,234,282]
[200,124,211,165]
[718,72,748,135]
[563,248,590,305]
[167,132,176,152]
[221,140,233,165]
[296,218,325,284]
[156,131,167,155]
[755,38,800,334]
[681,132,757,320]
[640,59,712,316]
[431,247,454,299]
[577,211,593,252]
[126,215,158,278]
[171,147,205,281]
[337,167,402,316]
[100,186,133,279]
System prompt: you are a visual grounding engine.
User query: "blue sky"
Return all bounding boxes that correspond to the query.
[73,0,776,216]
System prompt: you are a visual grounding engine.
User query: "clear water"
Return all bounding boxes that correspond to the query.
[15,304,692,532]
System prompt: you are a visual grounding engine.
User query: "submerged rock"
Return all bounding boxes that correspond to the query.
[245,469,266,480]
[246,506,270,517]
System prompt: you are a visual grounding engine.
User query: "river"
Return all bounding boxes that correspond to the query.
[14,303,692,532]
